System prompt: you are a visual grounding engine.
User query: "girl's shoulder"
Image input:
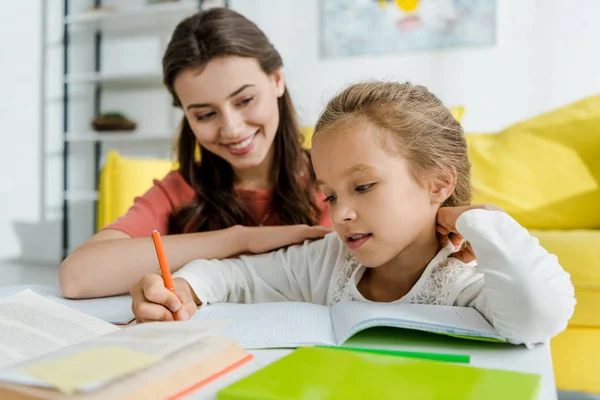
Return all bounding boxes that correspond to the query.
[303,231,348,260]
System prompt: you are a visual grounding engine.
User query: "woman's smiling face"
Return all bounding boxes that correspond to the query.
[174,56,285,170]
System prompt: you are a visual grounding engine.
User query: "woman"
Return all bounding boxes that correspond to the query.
[59,8,332,299]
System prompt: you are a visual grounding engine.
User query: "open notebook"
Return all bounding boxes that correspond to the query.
[193,301,507,349]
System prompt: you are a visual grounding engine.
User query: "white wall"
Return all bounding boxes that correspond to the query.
[0,1,43,260]
[1,0,177,263]
[233,0,600,133]
[2,0,599,264]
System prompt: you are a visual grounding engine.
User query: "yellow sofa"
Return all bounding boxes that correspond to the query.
[466,95,600,393]
[467,131,600,394]
[533,230,600,393]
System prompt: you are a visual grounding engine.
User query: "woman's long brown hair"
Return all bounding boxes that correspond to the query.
[163,8,321,233]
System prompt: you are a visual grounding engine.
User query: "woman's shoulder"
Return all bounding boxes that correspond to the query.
[160,170,194,191]
[156,170,197,207]
[101,170,197,237]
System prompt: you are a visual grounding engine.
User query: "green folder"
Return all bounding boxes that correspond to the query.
[218,347,541,400]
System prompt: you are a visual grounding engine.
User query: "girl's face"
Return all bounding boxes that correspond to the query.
[312,121,445,268]
[174,56,284,172]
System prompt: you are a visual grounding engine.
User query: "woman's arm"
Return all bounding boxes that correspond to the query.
[59,227,244,298]
[453,209,576,345]
[59,224,330,299]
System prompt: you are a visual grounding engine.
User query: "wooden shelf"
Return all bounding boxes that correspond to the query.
[66,131,174,143]
[64,71,163,88]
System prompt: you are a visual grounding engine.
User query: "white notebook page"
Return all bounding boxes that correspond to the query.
[330,301,505,345]
[192,302,335,349]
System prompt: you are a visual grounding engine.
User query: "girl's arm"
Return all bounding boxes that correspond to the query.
[453,209,576,345]
[130,232,345,323]
[59,224,331,299]
[172,232,345,306]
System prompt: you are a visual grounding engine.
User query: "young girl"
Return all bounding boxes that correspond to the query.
[58,8,332,299]
[131,81,575,345]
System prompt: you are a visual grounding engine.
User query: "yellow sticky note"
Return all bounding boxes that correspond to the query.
[21,347,159,394]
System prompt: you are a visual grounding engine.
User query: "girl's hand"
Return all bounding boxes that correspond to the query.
[244,225,332,254]
[436,204,503,263]
[131,275,199,323]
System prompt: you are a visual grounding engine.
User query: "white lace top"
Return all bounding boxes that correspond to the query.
[329,248,479,306]
[175,209,576,345]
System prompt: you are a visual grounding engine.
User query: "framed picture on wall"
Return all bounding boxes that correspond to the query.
[320,0,497,58]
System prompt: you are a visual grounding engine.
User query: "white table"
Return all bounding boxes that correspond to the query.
[0,286,557,399]
[188,328,557,400]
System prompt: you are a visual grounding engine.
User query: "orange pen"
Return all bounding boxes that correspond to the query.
[151,230,178,296]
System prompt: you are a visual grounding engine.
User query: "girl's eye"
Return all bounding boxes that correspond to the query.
[196,112,215,121]
[355,183,375,193]
[324,195,337,204]
[238,97,254,106]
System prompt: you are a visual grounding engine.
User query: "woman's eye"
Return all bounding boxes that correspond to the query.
[355,183,374,193]
[324,195,337,204]
[196,112,215,121]
[238,97,254,106]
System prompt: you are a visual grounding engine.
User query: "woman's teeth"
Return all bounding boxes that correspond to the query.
[228,135,254,150]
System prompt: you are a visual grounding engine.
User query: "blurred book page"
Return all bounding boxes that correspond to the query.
[0,289,118,368]
[46,294,134,325]
[0,319,227,392]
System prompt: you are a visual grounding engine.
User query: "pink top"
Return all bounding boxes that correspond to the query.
[104,171,333,237]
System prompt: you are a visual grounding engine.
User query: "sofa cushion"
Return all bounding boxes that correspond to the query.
[531,229,600,328]
[466,95,600,230]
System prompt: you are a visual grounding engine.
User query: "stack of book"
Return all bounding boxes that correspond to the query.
[0,290,251,399]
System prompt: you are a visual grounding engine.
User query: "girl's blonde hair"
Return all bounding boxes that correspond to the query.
[313,81,471,207]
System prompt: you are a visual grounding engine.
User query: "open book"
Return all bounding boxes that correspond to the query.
[193,301,507,349]
[0,285,134,325]
[0,290,249,399]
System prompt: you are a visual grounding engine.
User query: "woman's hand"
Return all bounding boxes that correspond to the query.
[244,225,332,254]
[131,275,199,323]
[436,204,503,263]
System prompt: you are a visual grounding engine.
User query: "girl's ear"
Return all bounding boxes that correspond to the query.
[429,168,457,205]
[271,69,285,97]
